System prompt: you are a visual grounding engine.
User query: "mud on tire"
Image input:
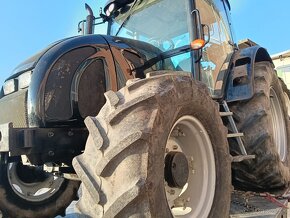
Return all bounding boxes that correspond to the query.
[229,61,290,190]
[73,72,231,218]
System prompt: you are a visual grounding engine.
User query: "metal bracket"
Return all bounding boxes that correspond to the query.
[0,123,88,165]
[0,122,13,152]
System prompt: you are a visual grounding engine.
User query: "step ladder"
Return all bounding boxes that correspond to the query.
[220,101,255,162]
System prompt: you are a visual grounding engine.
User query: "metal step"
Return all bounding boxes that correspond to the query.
[227,133,244,138]
[220,112,233,117]
[231,155,255,162]
[221,100,248,156]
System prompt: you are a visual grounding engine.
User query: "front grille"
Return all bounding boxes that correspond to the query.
[0,89,28,128]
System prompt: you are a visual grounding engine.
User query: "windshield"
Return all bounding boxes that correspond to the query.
[109,0,194,72]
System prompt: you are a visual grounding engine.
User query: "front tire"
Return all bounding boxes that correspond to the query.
[73,72,231,217]
[0,160,80,218]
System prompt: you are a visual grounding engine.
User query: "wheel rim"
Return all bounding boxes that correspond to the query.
[283,91,290,118]
[7,162,65,202]
[270,87,287,162]
[164,115,216,218]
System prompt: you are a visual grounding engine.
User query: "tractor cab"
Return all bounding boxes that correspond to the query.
[102,0,235,94]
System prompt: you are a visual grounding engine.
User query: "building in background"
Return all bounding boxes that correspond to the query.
[271,50,290,88]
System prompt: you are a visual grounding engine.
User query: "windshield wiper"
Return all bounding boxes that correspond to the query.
[115,0,139,36]
[134,45,192,71]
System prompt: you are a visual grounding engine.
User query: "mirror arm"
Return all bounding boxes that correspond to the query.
[99,7,111,23]
[78,20,86,34]
[191,9,203,40]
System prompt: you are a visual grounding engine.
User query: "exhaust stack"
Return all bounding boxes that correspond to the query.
[85,4,95,34]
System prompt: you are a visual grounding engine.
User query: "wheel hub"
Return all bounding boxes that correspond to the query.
[164,116,216,217]
[164,151,189,188]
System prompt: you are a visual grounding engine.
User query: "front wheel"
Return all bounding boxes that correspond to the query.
[73,72,231,217]
[0,160,80,218]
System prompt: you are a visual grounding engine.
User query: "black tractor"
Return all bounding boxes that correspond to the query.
[0,0,289,217]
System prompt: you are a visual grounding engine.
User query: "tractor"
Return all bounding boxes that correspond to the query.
[0,0,289,217]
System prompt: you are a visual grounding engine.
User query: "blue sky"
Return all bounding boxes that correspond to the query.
[0,0,290,86]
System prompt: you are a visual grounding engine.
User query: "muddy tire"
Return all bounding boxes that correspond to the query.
[73,72,231,218]
[0,159,80,218]
[229,61,290,190]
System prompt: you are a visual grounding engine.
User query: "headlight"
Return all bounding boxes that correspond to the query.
[2,70,32,96]
[18,71,32,89]
[3,79,16,95]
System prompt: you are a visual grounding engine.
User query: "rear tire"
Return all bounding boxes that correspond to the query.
[229,61,290,190]
[73,72,231,217]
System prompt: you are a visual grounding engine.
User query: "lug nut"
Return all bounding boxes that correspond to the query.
[48,132,54,138]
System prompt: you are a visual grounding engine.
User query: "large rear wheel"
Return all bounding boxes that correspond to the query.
[73,72,231,217]
[229,61,290,190]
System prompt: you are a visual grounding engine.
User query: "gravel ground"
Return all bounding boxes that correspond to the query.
[61,203,290,218]
[60,201,290,218]
[0,202,288,217]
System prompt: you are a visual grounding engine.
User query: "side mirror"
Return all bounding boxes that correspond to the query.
[104,0,134,17]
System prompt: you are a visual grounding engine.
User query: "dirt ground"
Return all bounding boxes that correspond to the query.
[0,202,288,217]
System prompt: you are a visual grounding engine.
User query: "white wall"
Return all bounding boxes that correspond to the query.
[273,57,290,88]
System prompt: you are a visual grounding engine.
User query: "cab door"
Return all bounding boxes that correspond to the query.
[195,0,235,95]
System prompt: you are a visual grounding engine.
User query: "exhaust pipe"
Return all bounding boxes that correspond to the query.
[85,3,95,35]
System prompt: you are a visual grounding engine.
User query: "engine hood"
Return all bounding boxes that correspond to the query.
[6,38,76,82]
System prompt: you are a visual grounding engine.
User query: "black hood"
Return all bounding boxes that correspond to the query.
[6,37,78,82]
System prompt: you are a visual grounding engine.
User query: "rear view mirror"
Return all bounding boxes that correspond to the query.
[104,0,134,17]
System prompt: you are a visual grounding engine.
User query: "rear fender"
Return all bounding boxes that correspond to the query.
[224,46,273,102]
